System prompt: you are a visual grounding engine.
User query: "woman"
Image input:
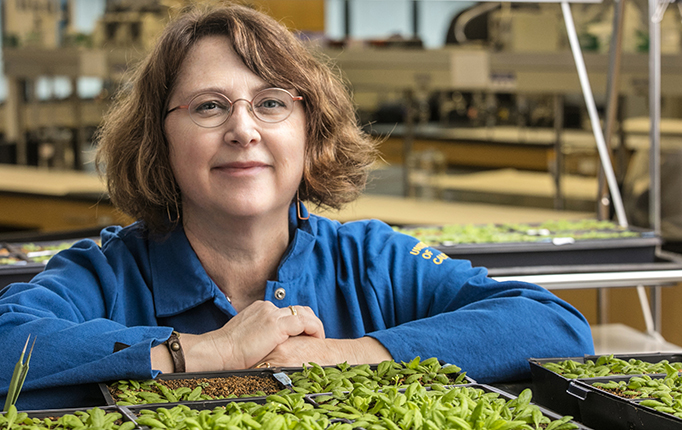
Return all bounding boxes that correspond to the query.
[0,4,593,410]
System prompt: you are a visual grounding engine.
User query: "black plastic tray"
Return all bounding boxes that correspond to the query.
[0,227,103,243]
[100,362,472,408]
[567,375,682,430]
[0,237,99,288]
[99,369,291,407]
[487,252,682,277]
[529,353,682,421]
[0,262,45,288]
[395,222,660,268]
[437,236,661,268]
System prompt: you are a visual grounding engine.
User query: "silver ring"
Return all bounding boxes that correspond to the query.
[288,305,298,316]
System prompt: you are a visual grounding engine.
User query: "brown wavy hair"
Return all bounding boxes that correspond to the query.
[96,3,378,234]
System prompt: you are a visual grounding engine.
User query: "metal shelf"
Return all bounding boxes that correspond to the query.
[493,268,682,290]
[492,253,682,339]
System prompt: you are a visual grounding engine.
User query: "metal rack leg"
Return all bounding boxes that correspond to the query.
[653,285,662,333]
[560,1,628,228]
[553,94,564,211]
[648,0,662,236]
[403,89,415,197]
[598,288,608,325]
[637,285,666,342]
[598,0,626,220]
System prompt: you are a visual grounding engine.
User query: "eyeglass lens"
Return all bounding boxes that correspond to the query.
[189,88,296,127]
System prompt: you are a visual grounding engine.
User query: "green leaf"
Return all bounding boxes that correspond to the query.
[516,389,533,408]
[406,357,421,370]
[439,364,463,374]
[377,361,391,377]
[3,335,35,412]
[187,386,202,401]
[470,399,485,424]
[445,415,473,430]
[3,405,17,427]
[545,416,575,430]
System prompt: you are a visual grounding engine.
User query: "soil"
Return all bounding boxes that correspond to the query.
[109,375,283,401]
[160,376,282,397]
[593,386,642,399]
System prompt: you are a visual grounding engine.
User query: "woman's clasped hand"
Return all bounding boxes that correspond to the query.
[170,301,326,372]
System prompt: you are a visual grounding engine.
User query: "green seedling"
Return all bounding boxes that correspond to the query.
[394,219,640,246]
[124,385,577,430]
[592,372,682,418]
[0,406,134,430]
[312,383,578,430]
[543,354,682,379]
[3,335,35,412]
[289,357,467,394]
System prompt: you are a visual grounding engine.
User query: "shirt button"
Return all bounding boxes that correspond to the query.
[274,288,286,300]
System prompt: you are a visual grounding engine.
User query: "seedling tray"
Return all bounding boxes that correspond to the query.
[0,260,44,289]
[100,369,290,407]
[394,221,659,268]
[0,243,39,288]
[22,405,124,418]
[0,237,99,288]
[119,394,273,417]
[436,236,660,268]
[567,375,682,430]
[0,405,131,429]
[306,383,592,429]
[280,359,473,394]
[120,392,324,429]
[452,384,592,430]
[529,353,682,421]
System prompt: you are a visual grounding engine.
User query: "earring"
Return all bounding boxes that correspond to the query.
[296,190,309,221]
[166,196,180,224]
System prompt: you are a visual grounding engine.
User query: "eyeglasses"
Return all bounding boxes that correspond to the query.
[166,88,303,128]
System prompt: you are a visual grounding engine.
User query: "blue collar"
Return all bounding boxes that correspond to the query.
[148,201,316,317]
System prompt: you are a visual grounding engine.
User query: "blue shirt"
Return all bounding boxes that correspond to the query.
[0,204,593,409]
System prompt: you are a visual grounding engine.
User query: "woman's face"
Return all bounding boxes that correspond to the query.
[164,35,306,223]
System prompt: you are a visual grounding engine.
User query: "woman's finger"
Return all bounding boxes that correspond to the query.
[281,305,325,339]
[205,301,325,369]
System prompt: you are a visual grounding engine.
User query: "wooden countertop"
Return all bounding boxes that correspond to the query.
[368,122,682,153]
[313,194,593,226]
[435,168,598,201]
[0,164,594,228]
[368,123,637,151]
[0,164,107,198]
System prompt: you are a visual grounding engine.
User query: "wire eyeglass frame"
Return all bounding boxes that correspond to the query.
[166,88,303,127]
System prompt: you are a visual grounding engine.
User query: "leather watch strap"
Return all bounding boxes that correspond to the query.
[166,331,186,373]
